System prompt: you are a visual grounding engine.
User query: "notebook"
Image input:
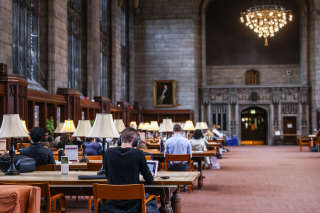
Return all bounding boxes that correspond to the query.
[147,160,159,177]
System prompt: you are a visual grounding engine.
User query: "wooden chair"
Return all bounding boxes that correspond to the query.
[164,154,194,191]
[0,182,66,213]
[93,184,160,213]
[145,155,152,160]
[298,136,311,152]
[164,154,194,171]
[87,162,103,171]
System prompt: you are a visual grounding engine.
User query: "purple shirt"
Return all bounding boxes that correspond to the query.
[164,133,192,158]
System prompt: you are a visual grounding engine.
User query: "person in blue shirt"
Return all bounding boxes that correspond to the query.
[84,138,102,156]
[165,124,192,171]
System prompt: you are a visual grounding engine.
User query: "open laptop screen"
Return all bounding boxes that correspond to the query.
[147,160,158,177]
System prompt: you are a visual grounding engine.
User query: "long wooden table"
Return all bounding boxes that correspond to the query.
[0,171,200,213]
[142,149,216,189]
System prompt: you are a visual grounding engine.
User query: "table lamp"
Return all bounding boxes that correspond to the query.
[195,122,208,130]
[61,119,76,145]
[18,120,29,150]
[114,119,126,133]
[138,122,145,130]
[72,120,92,163]
[184,120,195,138]
[143,122,151,138]
[54,122,65,134]
[149,121,160,142]
[159,118,173,140]
[130,121,137,129]
[0,114,29,175]
[87,113,120,174]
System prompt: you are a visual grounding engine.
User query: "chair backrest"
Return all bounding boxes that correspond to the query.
[164,154,193,171]
[145,155,152,160]
[36,164,56,171]
[299,136,310,143]
[86,155,102,161]
[93,184,146,213]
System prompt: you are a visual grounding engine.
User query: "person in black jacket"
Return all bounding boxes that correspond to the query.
[21,128,55,166]
[102,127,154,213]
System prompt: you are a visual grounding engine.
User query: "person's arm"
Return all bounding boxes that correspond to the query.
[139,152,153,184]
[203,139,208,151]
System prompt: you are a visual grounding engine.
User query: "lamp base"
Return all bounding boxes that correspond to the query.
[6,166,20,176]
[79,156,89,163]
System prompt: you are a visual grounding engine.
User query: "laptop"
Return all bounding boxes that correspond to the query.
[147,160,159,177]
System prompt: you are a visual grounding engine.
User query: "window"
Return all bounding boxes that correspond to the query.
[100,0,108,97]
[12,0,40,83]
[212,105,227,131]
[68,0,82,91]
[121,1,129,101]
[245,70,259,85]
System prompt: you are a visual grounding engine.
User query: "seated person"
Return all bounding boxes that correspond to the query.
[165,124,192,171]
[42,128,54,148]
[84,138,102,156]
[21,127,55,166]
[103,127,155,212]
[190,129,210,168]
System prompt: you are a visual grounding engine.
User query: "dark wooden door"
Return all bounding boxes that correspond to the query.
[283,116,297,145]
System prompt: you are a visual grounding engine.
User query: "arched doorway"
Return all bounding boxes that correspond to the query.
[241,107,267,145]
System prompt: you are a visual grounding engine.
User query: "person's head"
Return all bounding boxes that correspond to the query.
[43,128,50,140]
[173,124,183,134]
[120,127,139,147]
[193,129,203,140]
[30,127,44,143]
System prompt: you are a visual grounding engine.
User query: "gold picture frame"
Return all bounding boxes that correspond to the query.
[153,80,176,108]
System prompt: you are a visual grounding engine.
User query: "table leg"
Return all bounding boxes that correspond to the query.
[196,159,203,189]
[171,188,181,213]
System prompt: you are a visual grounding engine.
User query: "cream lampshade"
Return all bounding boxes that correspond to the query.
[130,121,137,129]
[0,114,29,138]
[113,119,126,133]
[195,122,209,130]
[72,120,92,137]
[0,114,29,175]
[54,122,65,133]
[149,121,160,131]
[20,120,29,134]
[159,118,173,133]
[138,122,145,130]
[87,113,120,138]
[183,120,195,131]
[143,122,151,131]
[61,120,76,133]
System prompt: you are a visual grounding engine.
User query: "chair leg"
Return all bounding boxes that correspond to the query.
[88,196,92,213]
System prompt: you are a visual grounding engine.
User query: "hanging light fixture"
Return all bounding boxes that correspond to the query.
[240,3,293,46]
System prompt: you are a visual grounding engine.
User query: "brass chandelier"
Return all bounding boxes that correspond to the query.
[240,4,293,46]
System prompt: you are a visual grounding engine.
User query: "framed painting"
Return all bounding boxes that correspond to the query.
[153,80,176,108]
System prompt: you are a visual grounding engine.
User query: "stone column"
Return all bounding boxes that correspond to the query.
[228,104,231,134]
[0,0,13,74]
[235,104,239,138]
[48,0,68,93]
[201,104,204,122]
[87,0,101,98]
[270,103,274,145]
[298,103,302,136]
[207,104,212,126]
[278,103,282,133]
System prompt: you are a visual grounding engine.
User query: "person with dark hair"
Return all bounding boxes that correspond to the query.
[165,124,192,171]
[190,129,210,168]
[42,128,54,148]
[102,127,157,213]
[84,138,102,156]
[21,127,55,166]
